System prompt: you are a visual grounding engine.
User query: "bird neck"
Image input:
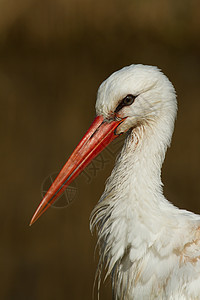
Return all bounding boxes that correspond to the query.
[125,120,169,209]
[101,112,175,212]
[90,113,178,281]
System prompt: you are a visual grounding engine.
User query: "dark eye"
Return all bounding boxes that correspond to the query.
[114,94,137,113]
[123,94,136,106]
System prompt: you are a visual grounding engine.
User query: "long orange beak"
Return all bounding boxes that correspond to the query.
[30,115,125,225]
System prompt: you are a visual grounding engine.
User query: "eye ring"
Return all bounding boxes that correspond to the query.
[123,94,136,106]
[114,94,137,113]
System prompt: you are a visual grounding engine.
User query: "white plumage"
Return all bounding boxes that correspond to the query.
[30,64,200,299]
[90,64,200,299]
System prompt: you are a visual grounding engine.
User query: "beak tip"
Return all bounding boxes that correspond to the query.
[29,217,35,226]
[29,210,40,226]
[29,197,50,226]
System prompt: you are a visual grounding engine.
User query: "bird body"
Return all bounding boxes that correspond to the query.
[91,65,200,299]
[31,64,200,299]
[91,110,200,299]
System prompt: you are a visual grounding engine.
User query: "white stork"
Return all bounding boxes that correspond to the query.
[30,64,200,299]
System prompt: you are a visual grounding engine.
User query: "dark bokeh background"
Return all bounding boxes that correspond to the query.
[1,0,200,299]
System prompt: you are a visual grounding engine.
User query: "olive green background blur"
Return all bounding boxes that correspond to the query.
[1,0,200,299]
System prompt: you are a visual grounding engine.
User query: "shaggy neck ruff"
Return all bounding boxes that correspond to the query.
[90,110,191,297]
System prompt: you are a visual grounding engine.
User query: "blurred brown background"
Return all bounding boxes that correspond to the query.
[1,0,200,299]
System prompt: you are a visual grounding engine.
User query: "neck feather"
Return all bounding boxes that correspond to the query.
[90,112,177,292]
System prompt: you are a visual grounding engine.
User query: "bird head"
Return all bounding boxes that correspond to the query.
[30,64,177,225]
[96,64,176,135]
